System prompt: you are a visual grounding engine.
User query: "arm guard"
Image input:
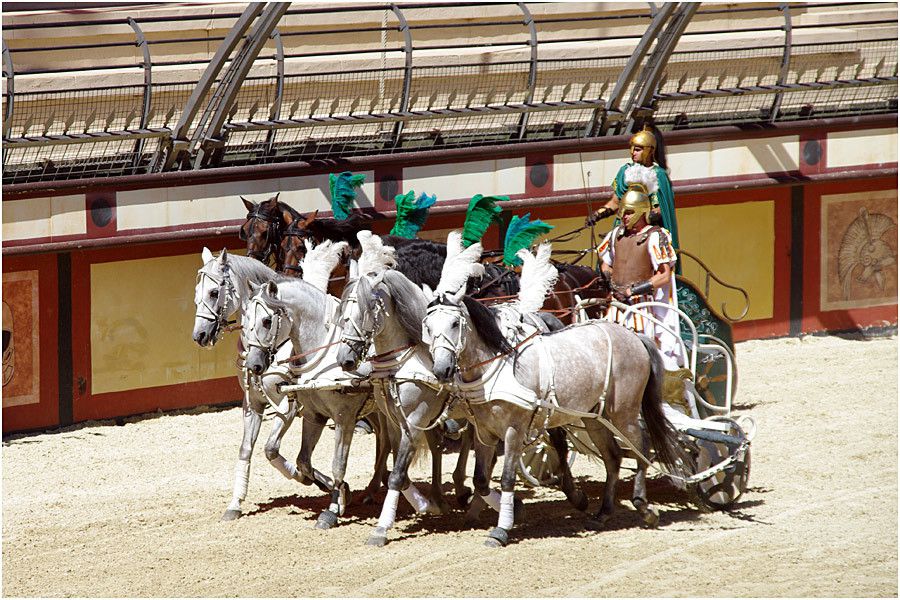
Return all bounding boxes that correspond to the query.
[631,280,654,296]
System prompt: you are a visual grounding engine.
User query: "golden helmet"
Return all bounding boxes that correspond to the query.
[618,183,652,224]
[629,125,656,164]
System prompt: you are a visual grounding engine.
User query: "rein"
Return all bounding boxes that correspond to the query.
[473,275,608,305]
[461,330,539,374]
[277,338,344,365]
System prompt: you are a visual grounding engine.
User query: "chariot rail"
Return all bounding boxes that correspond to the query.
[3,2,897,184]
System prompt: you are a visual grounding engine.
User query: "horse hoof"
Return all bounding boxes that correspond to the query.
[641,507,660,529]
[570,490,589,513]
[366,527,388,547]
[513,497,526,524]
[485,527,509,547]
[456,488,473,509]
[220,509,241,522]
[315,510,338,530]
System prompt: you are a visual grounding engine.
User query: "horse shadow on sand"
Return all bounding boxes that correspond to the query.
[240,475,769,546]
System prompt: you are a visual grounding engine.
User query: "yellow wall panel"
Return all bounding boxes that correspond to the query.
[677,202,774,321]
[91,254,241,394]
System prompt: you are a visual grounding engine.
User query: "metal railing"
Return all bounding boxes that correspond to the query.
[2,1,896,185]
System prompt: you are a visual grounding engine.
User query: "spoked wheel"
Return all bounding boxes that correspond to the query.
[689,416,751,510]
[694,339,737,415]
[517,434,576,487]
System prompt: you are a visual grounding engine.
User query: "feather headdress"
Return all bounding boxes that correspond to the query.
[461,194,507,247]
[329,171,366,220]
[503,213,554,266]
[299,239,350,292]
[436,230,485,296]
[390,190,437,239]
[516,243,558,314]
[623,163,659,195]
[356,230,396,276]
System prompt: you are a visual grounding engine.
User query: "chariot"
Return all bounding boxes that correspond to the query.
[519,247,756,510]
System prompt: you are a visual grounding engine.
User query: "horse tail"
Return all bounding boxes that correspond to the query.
[637,334,693,477]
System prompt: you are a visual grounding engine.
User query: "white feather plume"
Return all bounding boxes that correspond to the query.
[516,243,558,314]
[356,230,396,276]
[437,230,485,295]
[623,163,658,195]
[300,239,349,292]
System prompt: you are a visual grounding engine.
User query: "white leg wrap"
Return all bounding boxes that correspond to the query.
[377,489,401,530]
[233,459,250,501]
[268,455,300,481]
[401,484,431,513]
[481,489,501,512]
[497,491,515,530]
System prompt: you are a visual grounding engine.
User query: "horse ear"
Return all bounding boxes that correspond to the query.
[219,248,228,264]
[421,283,435,299]
[283,209,296,226]
[202,247,214,264]
[349,259,359,280]
[301,210,319,228]
[247,280,261,294]
[266,280,279,297]
[240,196,255,212]
[272,192,280,203]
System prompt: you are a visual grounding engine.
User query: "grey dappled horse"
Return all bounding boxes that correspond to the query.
[241,269,389,529]
[422,235,692,546]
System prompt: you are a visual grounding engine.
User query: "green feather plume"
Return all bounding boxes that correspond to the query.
[390,191,437,238]
[328,171,366,220]
[503,213,554,266]
[462,194,507,247]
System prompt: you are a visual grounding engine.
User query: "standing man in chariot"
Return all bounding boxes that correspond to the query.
[586,124,680,270]
[596,164,683,371]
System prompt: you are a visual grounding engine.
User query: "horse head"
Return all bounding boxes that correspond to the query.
[422,285,469,382]
[239,194,285,268]
[243,280,291,375]
[192,247,239,347]
[279,209,319,276]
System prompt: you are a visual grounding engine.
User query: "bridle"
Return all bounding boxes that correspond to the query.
[422,295,469,362]
[240,204,283,264]
[338,276,388,363]
[195,265,237,341]
[243,294,289,370]
[279,222,312,276]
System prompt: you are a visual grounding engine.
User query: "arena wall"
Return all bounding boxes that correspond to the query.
[2,115,896,434]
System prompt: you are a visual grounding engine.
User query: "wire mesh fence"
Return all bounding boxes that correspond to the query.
[2,3,897,185]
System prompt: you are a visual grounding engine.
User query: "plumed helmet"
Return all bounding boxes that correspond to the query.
[629,125,657,164]
[619,164,657,224]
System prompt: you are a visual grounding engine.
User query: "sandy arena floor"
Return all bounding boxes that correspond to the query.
[3,334,897,597]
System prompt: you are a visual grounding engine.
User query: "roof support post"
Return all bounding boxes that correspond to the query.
[127,17,152,170]
[264,28,285,157]
[622,2,699,134]
[155,2,265,171]
[390,3,412,149]
[3,40,14,140]
[768,4,793,122]
[195,2,291,168]
[591,2,675,137]
[516,2,538,140]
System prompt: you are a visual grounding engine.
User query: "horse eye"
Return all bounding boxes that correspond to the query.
[262,317,272,329]
[209,289,219,299]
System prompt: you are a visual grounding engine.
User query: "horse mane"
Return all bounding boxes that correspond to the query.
[381,270,427,344]
[305,212,376,245]
[261,277,327,315]
[463,295,512,355]
[393,238,446,288]
[204,252,285,307]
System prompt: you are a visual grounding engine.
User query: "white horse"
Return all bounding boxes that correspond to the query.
[335,231,461,546]
[422,233,692,546]
[241,240,391,529]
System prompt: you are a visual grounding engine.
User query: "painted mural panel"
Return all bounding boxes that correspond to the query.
[2,270,41,407]
[820,190,898,311]
[678,201,774,322]
[90,253,241,395]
